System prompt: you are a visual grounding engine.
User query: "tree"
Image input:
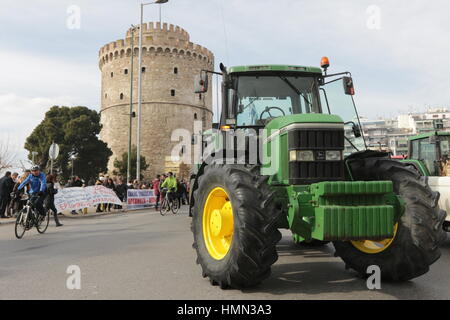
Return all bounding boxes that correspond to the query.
[113,145,149,181]
[24,106,112,182]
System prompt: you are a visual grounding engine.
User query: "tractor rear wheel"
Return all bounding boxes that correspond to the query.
[191,164,282,289]
[333,158,447,281]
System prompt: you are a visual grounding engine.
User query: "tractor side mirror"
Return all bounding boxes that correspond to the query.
[194,73,208,93]
[352,124,362,138]
[343,76,355,95]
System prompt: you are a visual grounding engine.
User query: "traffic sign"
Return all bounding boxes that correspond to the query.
[49,143,60,160]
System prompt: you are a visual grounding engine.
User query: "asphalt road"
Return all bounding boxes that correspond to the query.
[0,207,449,300]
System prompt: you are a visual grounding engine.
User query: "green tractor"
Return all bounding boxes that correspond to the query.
[402,131,450,232]
[189,59,447,289]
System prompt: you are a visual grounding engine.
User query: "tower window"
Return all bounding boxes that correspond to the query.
[124,69,128,75]
[120,93,124,100]
[171,89,176,97]
[142,67,146,73]
[111,72,114,78]
[105,93,107,99]
[174,67,178,74]
[194,113,197,120]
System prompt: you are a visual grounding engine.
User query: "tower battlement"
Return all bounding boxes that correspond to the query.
[126,22,190,41]
[99,22,213,69]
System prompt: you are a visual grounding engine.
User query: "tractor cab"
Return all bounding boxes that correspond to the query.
[196,60,367,165]
[408,131,450,176]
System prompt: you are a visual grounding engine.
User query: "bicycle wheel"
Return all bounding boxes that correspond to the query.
[171,198,180,214]
[160,198,167,216]
[15,210,26,239]
[36,210,50,234]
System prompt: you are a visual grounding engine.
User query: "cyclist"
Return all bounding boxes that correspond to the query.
[160,172,177,211]
[17,165,47,216]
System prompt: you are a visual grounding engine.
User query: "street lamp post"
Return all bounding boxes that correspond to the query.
[127,25,137,184]
[31,151,38,166]
[70,155,76,177]
[136,0,169,181]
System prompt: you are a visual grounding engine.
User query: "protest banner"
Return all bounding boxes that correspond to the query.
[127,189,156,210]
[54,185,122,212]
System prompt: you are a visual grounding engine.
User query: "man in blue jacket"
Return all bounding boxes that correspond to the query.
[18,165,47,216]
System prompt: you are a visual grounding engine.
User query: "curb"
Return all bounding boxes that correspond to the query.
[0,207,172,226]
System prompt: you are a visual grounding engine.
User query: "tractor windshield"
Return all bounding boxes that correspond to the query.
[320,78,366,156]
[235,75,322,126]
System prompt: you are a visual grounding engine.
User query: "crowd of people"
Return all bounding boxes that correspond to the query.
[0,169,190,221]
[0,169,63,226]
[89,171,190,212]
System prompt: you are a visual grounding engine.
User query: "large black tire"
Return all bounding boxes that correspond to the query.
[191,164,282,289]
[36,210,50,234]
[14,210,26,239]
[334,158,447,281]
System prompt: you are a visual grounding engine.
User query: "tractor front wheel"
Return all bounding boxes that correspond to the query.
[191,164,282,289]
[334,158,447,281]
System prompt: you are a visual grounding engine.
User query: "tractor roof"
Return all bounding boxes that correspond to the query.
[409,131,450,141]
[228,65,323,74]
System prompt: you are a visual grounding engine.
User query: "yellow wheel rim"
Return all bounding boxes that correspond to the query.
[351,223,399,254]
[203,187,234,260]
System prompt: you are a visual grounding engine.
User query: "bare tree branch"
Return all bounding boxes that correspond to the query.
[0,137,17,171]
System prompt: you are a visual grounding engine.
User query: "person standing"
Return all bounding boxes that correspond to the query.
[5,172,18,217]
[95,178,104,212]
[152,175,161,210]
[104,178,116,212]
[45,174,63,227]
[0,171,15,218]
[70,176,83,215]
[179,179,189,205]
[115,179,128,211]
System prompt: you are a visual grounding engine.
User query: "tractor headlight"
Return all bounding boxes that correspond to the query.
[290,150,315,161]
[298,151,315,161]
[289,150,297,162]
[326,150,342,161]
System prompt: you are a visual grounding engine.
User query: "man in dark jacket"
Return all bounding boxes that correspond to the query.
[0,172,15,218]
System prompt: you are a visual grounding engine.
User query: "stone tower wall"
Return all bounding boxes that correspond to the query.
[99,22,214,180]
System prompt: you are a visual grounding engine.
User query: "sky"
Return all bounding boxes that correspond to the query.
[1,0,449,170]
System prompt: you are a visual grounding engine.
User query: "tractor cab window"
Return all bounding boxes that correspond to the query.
[419,139,438,176]
[235,76,321,126]
[439,137,450,158]
[320,78,366,156]
[411,140,420,159]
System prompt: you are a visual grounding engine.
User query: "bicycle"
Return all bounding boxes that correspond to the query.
[15,194,50,239]
[159,189,180,216]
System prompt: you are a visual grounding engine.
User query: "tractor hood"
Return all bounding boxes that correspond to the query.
[265,114,344,132]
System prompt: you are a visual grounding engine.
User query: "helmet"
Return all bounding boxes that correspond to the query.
[31,165,40,171]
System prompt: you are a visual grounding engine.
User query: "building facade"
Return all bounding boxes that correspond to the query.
[98,22,214,179]
[359,108,450,156]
